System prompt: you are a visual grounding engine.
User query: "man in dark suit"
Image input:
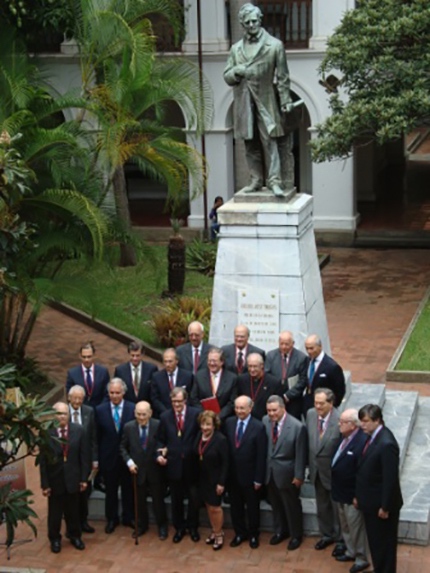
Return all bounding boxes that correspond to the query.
[68,385,98,534]
[303,334,345,413]
[66,342,110,408]
[39,402,89,553]
[190,347,237,421]
[225,395,267,549]
[113,340,158,404]
[221,324,265,375]
[263,395,306,551]
[176,320,212,374]
[120,401,168,540]
[265,330,309,419]
[306,388,341,551]
[156,387,200,543]
[354,404,403,573]
[331,408,370,572]
[150,348,193,418]
[95,378,135,534]
[237,353,283,420]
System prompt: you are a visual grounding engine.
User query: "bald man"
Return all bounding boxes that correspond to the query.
[303,334,345,413]
[237,353,283,420]
[221,325,265,375]
[265,331,309,419]
[39,402,89,553]
[120,401,168,539]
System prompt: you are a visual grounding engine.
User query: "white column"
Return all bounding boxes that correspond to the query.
[309,129,357,231]
[309,0,355,50]
[183,0,229,53]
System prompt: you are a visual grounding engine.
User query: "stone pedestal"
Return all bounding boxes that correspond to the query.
[209,191,331,353]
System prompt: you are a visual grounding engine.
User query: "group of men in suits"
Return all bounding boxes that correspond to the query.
[48,324,403,567]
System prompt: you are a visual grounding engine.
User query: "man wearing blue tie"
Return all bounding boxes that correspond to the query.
[224,395,267,549]
[95,378,135,533]
[120,401,168,540]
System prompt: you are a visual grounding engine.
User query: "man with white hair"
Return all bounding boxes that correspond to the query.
[176,321,212,374]
[68,385,98,533]
[331,408,370,572]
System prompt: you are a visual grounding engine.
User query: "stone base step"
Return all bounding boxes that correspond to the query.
[383,389,419,469]
[398,397,430,545]
[343,382,386,411]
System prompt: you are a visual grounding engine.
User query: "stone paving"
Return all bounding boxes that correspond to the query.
[3,247,430,571]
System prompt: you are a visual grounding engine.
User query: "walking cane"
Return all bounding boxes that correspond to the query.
[133,472,139,546]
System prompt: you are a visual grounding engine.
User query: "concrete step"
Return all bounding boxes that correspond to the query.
[342,382,386,412]
[88,386,428,544]
[383,389,419,470]
[398,396,430,545]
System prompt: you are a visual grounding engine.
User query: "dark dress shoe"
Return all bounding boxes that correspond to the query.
[189,529,200,542]
[132,527,147,538]
[315,538,334,550]
[70,537,85,550]
[287,537,302,551]
[173,530,185,543]
[249,536,259,549]
[270,533,288,545]
[159,527,168,540]
[350,562,370,573]
[332,542,346,557]
[336,554,354,562]
[51,540,61,553]
[81,522,95,533]
[105,520,118,534]
[230,535,246,548]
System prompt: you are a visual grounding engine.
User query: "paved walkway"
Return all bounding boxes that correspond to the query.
[4,247,430,571]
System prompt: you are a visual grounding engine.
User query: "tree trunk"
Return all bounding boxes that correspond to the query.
[112,166,137,267]
[168,234,186,294]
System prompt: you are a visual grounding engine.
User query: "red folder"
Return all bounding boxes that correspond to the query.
[200,396,221,414]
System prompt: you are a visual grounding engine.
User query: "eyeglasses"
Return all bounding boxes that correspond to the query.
[172,399,185,404]
[339,420,353,424]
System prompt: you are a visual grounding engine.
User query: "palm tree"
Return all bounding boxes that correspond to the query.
[70,0,213,266]
[0,33,111,361]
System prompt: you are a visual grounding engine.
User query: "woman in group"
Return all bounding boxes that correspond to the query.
[195,410,228,550]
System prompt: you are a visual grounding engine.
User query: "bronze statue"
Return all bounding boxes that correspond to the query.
[224,3,295,197]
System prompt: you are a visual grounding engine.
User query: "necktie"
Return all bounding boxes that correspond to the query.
[318,417,325,437]
[332,438,347,465]
[237,351,244,373]
[177,412,183,431]
[85,368,93,393]
[273,421,279,444]
[133,367,139,396]
[362,437,371,455]
[140,425,147,449]
[60,427,68,460]
[237,420,244,442]
[193,348,200,373]
[73,410,79,424]
[113,405,120,431]
[169,373,174,390]
[309,359,315,384]
[282,354,289,383]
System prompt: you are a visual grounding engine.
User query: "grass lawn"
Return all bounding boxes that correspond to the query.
[396,299,430,371]
[56,245,214,347]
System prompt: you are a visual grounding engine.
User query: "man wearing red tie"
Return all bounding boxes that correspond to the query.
[264,331,309,419]
[176,321,212,374]
[263,395,307,550]
[156,387,200,543]
[221,325,265,375]
[39,402,89,553]
[66,342,110,408]
[306,388,341,551]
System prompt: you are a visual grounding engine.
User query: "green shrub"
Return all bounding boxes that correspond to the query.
[151,296,211,347]
[186,238,217,276]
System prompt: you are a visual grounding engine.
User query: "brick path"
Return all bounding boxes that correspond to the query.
[4,247,430,571]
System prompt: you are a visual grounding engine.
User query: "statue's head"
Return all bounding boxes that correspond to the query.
[239,3,263,27]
